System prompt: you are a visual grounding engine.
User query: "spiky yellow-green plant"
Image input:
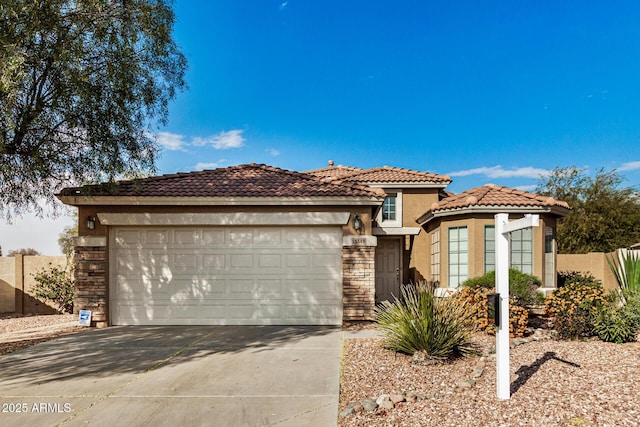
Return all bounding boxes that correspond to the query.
[374,282,477,361]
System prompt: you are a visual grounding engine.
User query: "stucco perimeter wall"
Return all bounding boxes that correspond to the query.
[0,255,67,314]
[557,252,618,291]
[0,257,16,312]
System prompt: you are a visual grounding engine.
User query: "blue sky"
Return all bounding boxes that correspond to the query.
[2,0,640,255]
[157,0,640,194]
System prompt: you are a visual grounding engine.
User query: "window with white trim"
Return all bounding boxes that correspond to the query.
[430,229,440,282]
[448,226,468,287]
[376,191,402,227]
[484,225,533,274]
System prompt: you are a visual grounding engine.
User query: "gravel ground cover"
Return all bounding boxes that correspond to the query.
[0,313,82,355]
[339,331,640,427]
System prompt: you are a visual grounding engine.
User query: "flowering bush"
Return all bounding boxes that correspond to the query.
[453,287,529,338]
[544,276,607,339]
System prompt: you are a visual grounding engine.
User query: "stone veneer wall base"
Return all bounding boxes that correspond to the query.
[342,246,376,321]
[73,237,108,327]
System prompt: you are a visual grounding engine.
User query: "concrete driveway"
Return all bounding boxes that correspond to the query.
[0,326,342,427]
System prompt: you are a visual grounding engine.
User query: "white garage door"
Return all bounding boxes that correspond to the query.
[110,226,343,325]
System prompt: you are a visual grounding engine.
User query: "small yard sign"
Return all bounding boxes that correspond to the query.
[78,310,92,327]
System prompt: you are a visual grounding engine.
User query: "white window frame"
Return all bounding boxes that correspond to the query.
[376,191,402,228]
[431,229,440,282]
[448,226,468,288]
[484,225,533,274]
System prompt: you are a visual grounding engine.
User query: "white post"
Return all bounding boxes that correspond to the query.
[494,213,511,400]
[494,213,539,400]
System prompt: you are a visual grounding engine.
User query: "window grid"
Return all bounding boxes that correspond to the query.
[484,225,533,274]
[431,229,440,282]
[382,196,396,221]
[448,226,468,287]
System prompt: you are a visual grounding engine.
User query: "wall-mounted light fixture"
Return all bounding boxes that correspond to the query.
[352,214,363,232]
[86,216,96,230]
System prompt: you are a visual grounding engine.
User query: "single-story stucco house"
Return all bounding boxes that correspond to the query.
[57,162,569,327]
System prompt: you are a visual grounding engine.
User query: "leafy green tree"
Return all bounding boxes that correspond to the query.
[0,0,187,218]
[58,211,78,258]
[7,248,41,256]
[536,167,640,253]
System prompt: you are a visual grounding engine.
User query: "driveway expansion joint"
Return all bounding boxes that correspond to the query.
[56,331,216,426]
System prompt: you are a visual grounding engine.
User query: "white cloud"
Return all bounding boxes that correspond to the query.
[193,161,225,171]
[448,165,549,179]
[514,184,538,192]
[618,161,640,172]
[155,129,246,152]
[193,130,245,150]
[156,131,188,151]
[267,148,280,156]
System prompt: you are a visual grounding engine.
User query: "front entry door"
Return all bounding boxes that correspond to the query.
[375,238,402,303]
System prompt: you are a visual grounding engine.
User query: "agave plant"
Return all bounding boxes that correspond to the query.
[607,249,640,304]
[374,281,477,361]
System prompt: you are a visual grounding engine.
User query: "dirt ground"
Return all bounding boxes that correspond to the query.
[0,313,84,356]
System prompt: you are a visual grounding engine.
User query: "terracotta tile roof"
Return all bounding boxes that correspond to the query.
[304,165,364,179]
[59,163,385,199]
[429,184,570,212]
[328,166,451,185]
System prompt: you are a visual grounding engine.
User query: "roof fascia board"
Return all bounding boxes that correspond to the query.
[417,206,570,225]
[372,227,421,236]
[364,183,449,189]
[98,212,351,226]
[57,195,384,207]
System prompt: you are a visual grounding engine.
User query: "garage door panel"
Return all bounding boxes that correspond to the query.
[228,230,253,246]
[146,229,171,245]
[202,229,225,245]
[203,254,225,269]
[254,229,282,244]
[111,226,342,325]
[174,229,200,245]
[258,254,282,268]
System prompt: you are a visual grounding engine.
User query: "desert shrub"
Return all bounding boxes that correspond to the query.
[32,264,74,314]
[607,250,640,295]
[624,292,640,322]
[374,282,477,361]
[453,287,529,338]
[557,271,601,288]
[593,306,639,343]
[544,278,607,339]
[461,268,542,306]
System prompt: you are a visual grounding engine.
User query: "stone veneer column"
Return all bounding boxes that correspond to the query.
[342,235,377,321]
[73,236,108,327]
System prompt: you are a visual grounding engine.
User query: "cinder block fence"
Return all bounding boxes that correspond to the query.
[0,255,67,314]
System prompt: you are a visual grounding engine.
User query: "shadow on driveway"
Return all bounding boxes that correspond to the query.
[0,325,338,385]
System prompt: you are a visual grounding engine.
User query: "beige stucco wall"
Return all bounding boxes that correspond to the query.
[0,257,16,312]
[0,255,67,314]
[401,189,440,283]
[557,252,618,291]
[423,213,558,288]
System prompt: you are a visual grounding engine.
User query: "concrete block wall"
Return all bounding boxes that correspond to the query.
[342,246,376,321]
[0,257,16,312]
[0,255,67,314]
[557,252,618,291]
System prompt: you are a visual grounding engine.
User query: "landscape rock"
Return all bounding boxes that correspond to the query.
[390,393,405,404]
[362,398,378,412]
